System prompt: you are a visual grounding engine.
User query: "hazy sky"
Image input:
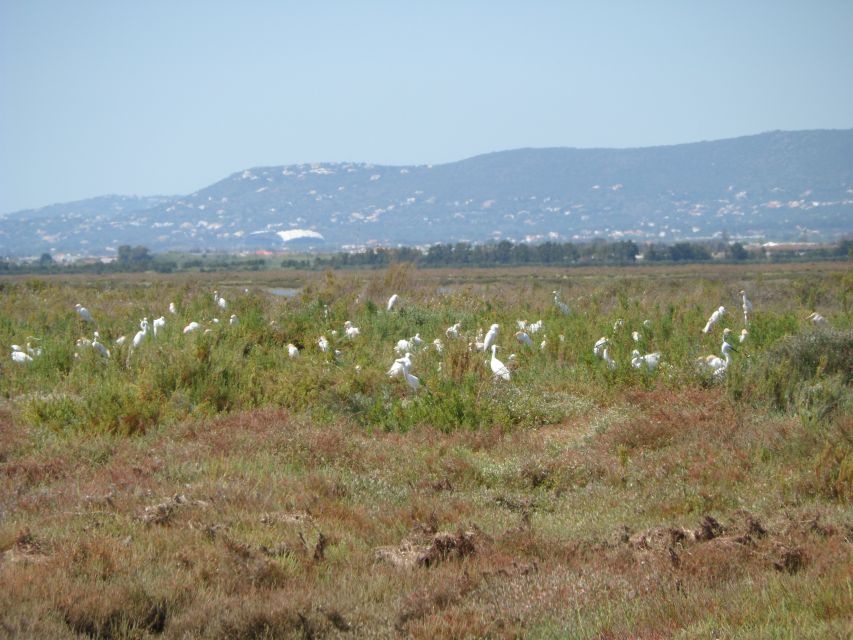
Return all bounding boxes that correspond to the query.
[2,1,852,213]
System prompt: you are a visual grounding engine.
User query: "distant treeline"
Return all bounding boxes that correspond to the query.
[310,238,851,269]
[1,239,850,275]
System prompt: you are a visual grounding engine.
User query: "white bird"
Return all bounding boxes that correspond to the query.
[287,343,299,358]
[92,332,110,359]
[318,336,329,353]
[698,341,736,377]
[411,333,424,348]
[152,316,166,337]
[482,324,499,352]
[631,349,660,371]
[602,347,616,370]
[593,336,609,358]
[168,302,177,315]
[631,331,641,343]
[702,306,726,334]
[515,330,534,347]
[387,352,413,378]
[539,338,547,351]
[527,320,544,334]
[740,290,753,324]
[75,303,94,323]
[613,318,625,331]
[553,291,570,315]
[808,312,827,325]
[229,314,239,326]
[217,296,228,310]
[115,335,127,345]
[132,319,149,348]
[11,350,32,363]
[445,322,462,339]
[516,320,528,331]
[739,328,748,344]
[183,321,200,334]
[490,345,511,381]
[24,340,42,358]
[343,321,360,339]
[403,369,420,392]
[643,319,652,329]
[387,294,400,312]
[432,338,444,353]
[395,338,412,354]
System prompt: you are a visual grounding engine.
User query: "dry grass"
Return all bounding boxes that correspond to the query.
[2,394,851,638]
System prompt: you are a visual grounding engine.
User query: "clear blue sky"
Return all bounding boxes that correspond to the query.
[2,1,852,213]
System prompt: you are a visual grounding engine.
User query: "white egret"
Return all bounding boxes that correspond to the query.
[433,338,444,353]
[631,331,641,342]
[132,319,149,348]
[318,336,330,353]
[183,321,200,334]
[643,319,653,329]
[631,349,660,371]
[613,319,624,331]
[515,330,534,347]
[11,350,32,363]
[411,333,424,348]
[229,314,239,326]
[808,312,828,325]
[343,321,360,339]
[540,338,547,351]
[394,338,412,354]
[702,306,726,334]
[25,340,42,357]
[739,328,748,343]
[387,294,400,311]
[92,332,110,359]
[593,336,608,358]
[490,345,511,381]
[602,347,616,370]
[169,302,177,315]
[483,324,499,352]
[740,290,753,324]
[403,368,420,392]
[445,322,462,339]
[115,335,126,346]
[516,320,528,331]
[217,296,228,310]
[698,341,736,377]
[75,304,94,323]
[287,343,299,358]
[553,291,570,315]
[387,352,413,378]
[152,316,166,337]
[527,320,544,334]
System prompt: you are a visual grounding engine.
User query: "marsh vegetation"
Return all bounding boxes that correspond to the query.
[1,262,851,638]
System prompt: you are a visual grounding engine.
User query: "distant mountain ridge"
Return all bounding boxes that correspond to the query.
[2,129,852,257]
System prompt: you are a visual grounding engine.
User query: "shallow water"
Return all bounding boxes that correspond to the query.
[267,287,301,298]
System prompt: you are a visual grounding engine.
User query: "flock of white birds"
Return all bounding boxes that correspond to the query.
[8,287,832,393]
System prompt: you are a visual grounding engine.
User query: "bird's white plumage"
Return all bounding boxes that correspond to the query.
[702,306,726,334]
[490,345,510,381]
[482,324,499,352]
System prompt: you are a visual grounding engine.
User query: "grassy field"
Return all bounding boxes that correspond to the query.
[1,262,851,638]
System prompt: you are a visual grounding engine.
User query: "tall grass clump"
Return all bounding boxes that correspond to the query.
[737,328,853,499]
